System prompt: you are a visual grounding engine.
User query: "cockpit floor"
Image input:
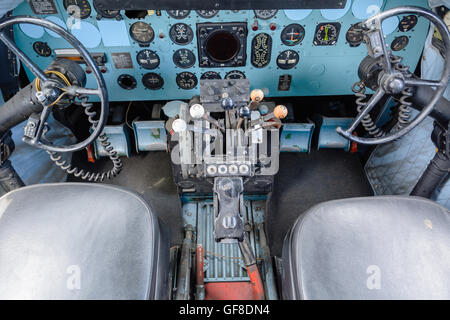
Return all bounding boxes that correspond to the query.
[267,150,373,256]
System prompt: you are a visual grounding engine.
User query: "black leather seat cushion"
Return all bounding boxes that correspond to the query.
[282,196,450,299]
[0,183,168,299]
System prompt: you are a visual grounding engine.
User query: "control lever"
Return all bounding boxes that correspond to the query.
[189,103,225,132]
[249,89,264,110]
[250,104,288,128]
[236,105,251,130]
[213,177,244,243]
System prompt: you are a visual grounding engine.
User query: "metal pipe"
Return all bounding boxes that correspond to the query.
[195,244,205,300]
[175,225,193,300]
[258,224,278,300]
[238,235,265,300]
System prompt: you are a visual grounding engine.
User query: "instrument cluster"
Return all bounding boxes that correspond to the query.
[14,0,429,102]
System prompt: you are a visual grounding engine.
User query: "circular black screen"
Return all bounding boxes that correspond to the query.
[206,31,240,62]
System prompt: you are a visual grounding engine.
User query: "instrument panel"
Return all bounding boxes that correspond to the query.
[14,0,429,102]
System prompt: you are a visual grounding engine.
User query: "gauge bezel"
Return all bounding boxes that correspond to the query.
[196,10,219,18]
[251,33,272,68]
[167,10,191,19]
[398,15,418,32]
[130,22,155,45]
[313,22,341,46]
[136,49,160,70]
[33,41,52,57]
[117,74,137,90]
[201,71,221,80]
[169,23,194,46]
[63,0,92,19]
[345,23,364,47]
[173,48,196,69]
[280,24,306,46]
[391,35,409,51]
[253,9,278,20]
[93,0,120,19]
[176,71,198,90]
[142,72,164,90]
[276,49,299,70]
[225,70,246,79]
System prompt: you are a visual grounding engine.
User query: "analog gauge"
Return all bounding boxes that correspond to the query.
[201,71,221,80]
[254,10,278,20]
[281,24,305,46]
[398,15,418,32]
[169,23,194,45]
[391,36,409,51]
[276,50,299,69]
[196,10,219,18]
[173,49,196,68]
[167,10,190,19]
[225,70,246,79]
[142,73,164,90]
[346,23,364,47]
[130,22,155,45]
[314,22,341,46]
[251,33,272,68]
[136,49,160,70]
[33,41,51,57]
[63,0,91,19]
[93,0,120,19]
[117,74,137,90]
[176,72,198,90]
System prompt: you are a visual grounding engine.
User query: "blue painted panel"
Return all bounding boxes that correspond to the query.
[13,0,429,102]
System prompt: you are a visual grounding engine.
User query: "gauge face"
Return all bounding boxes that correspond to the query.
[173,49,196,68]
[93,0,119,19]
[64,0,91,19]
[33,41,51,57]
[201,71,221,80]
[281,24,305,46]
[196,10,219,18]
[225,70,246,79]
[399,15,418,32]
[170,23,194,45]
[130,22,154,44]
[346,23,364,47]
[314,23,341,46]
[391,36,409,51]
[117,74,137,90]
[276,50,299,69]
[142,73,164,90]
[176,72,198,90]
[137,49,160,70]
[167,10,190,19]
[254,10,278,20]
[251,33,272,68]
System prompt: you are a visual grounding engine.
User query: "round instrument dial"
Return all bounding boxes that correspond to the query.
[196,10,219,18]
[225,70,246,79]
[142,73,164,90]
[176,72,198,90]
[130,22,154,44]
[314,23,341,46]
[254,10,278,20]
[117,74,137,90]
[276,50,299,69]
[167,10,190,19]
[136,49,160,70]
[169,23,194,45]
[391,36,409,51]
[346,23,364,47]
[173,49,196,68]
[399,15,418,32]
[281,24,305,46]
[33,41,52,57]
[64,0,91,19]
[251,33,272,68]
[93,0,120,19]
[201,71,221,80]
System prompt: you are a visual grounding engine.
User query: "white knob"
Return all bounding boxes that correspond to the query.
[190,103,205,119]
[172,119,187,133]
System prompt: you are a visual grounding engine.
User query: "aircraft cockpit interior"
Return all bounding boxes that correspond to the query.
[0,0,449,301]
